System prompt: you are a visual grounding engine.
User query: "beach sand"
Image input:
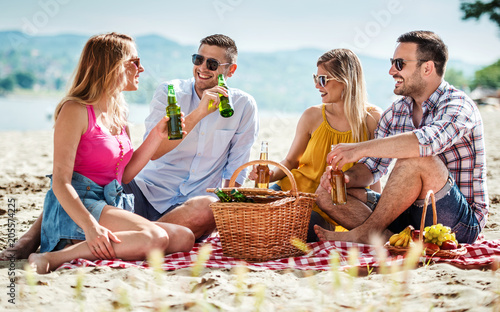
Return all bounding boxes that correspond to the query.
[0,107,499,311]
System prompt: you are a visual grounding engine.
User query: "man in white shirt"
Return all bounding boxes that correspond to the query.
[125,34,259,240]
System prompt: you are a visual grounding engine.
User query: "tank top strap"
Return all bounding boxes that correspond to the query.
[86,105,97,131]
[321,104,327,122]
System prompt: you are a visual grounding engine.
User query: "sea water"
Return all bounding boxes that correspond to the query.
[0,95,305,132]
[0,95,151,131]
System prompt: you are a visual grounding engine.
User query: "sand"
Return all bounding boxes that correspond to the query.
[0,106,499,311]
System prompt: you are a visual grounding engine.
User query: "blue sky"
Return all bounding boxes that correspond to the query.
[1,0,500,65]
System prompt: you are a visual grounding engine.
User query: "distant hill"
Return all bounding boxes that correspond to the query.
[0,31,485,112]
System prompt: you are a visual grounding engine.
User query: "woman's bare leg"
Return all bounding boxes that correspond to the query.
[29,206,194,274]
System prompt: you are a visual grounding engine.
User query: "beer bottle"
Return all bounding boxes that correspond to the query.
[330,145,347,205]
[230,189,255,203]
[217,74,234,118]
[255,141,270,189]
[165,84,183,140]
[214,188,232,202]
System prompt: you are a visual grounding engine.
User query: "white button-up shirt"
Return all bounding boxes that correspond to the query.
[135,78,259,213]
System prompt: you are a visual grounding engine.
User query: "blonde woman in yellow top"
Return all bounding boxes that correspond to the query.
[250,49,382,241]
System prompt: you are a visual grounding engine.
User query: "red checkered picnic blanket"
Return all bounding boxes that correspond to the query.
[57,236,500,271]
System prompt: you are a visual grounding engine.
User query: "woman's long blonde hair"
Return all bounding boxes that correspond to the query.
[54,32,135,132]
[317,49,371,143]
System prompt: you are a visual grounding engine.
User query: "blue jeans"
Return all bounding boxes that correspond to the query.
[366,175,480,243]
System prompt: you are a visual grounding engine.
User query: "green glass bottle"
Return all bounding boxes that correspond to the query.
[217,74,234,118]
[230,189,254,203]
[214,188,232,202]
[166,84,183,140]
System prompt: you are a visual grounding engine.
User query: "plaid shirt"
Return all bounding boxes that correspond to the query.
[360,81,489,230]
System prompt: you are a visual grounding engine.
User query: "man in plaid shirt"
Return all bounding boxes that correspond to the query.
[314,30,488,244]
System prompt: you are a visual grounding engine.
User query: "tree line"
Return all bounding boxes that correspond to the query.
[0,72,36,95]
[1,62,498,97]
[460,0,500,89]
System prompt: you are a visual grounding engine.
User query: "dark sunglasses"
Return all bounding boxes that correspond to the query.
[313,74,335,88]
[390,58,427,71]
[129,57,141,68]
[192,54,231,71]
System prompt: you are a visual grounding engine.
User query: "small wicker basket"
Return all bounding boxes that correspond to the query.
[385,190,467,259]
[208,160,316,262]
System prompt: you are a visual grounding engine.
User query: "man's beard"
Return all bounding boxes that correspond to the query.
[394,71,425,98]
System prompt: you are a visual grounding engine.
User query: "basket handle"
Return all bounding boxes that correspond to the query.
[418,190,438,241]
[228,159,299,197]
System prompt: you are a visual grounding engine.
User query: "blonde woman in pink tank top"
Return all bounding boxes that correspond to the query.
[28,33,195,274]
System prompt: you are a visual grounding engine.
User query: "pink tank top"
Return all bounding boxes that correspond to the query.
[74,105,133,186]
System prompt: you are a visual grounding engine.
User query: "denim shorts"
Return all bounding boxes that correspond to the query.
[40,172,135,252]
[366,175,480,243]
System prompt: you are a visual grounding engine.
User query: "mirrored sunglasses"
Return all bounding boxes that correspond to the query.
[192,54,231,71]
[313,74,335,88]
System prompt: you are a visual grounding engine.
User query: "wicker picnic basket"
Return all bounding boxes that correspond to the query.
[385,190,467,259]
[207,160,316,262]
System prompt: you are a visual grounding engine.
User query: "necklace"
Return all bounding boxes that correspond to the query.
[115,133,124,177]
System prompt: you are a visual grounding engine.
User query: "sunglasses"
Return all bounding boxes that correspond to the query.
[129,57,141,69]
[313,74,335,88]
[192,54,231,71]
[390,58,427,71]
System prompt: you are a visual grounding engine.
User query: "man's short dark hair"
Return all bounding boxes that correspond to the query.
[397,30,448,77]
[199,34,238,64]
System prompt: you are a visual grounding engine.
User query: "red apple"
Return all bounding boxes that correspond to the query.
[423,242,440,252]
[440,240,458,250]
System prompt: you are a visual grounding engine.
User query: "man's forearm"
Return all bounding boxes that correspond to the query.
[362,132,420,159]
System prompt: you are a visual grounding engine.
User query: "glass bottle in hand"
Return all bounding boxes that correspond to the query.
[330,145,346,204]
[165,84,183,140]
[217,74,234,118]
[255,141,270,189]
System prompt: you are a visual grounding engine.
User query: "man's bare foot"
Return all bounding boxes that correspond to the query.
[314,224,333,241]
[28,253,51,274]
[314,225,371,244]
[314,225,394,245]
[0,236,40,260]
